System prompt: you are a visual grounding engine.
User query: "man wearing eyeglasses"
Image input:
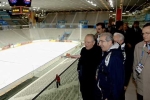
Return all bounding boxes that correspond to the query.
[95,33,124,100]
[133,23,150,100]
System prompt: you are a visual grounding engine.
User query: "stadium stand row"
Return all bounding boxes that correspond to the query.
[44,12,109,25]
[0,11,28,26]
[0,28,96,48]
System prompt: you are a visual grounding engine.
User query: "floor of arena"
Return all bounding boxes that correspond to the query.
[0,42,77,90]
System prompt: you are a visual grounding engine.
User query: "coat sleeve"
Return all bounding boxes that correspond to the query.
[77,48,84,71]
[95,46,102,66]
[133,44,138,81]
[124,46,133,86]
[104,56,124,100]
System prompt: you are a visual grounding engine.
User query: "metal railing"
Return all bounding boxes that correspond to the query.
[32,59,78,100]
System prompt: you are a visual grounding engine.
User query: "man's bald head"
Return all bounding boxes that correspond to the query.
[85,34,95,41]
[84,34,95,50]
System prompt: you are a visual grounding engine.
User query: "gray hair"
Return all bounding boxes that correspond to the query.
[113,32,124,41]
[100,32,113,42]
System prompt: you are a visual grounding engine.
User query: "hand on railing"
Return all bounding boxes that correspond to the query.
[66,53,81,59]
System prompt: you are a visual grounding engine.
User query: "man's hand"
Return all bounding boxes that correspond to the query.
[95,76,97,80]
[66,53,80,58]
[124,86,127,90]
[132,78,137,87]
[127,43,132,48]
[66,53,71,57]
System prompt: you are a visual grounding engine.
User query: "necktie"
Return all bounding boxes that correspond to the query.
[147,44,150,54]
[148,44,150,50]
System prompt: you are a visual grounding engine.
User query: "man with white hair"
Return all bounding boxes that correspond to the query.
[113,33,125,45]
[95,32,124,100]
[113,33,133,100]
[113,33,126,62]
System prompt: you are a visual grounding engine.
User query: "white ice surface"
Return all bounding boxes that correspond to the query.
[0,42,77,90]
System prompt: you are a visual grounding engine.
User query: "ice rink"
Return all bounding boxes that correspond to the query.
[0,42,77,90]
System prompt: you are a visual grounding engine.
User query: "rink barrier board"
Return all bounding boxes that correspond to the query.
[0,39,76,52]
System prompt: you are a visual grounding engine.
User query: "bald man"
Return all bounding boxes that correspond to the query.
[78,34,102,100]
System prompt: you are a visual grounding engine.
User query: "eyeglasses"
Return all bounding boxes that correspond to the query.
[84,41,93,44]
[99,40,107,43]
[142,33,150,35]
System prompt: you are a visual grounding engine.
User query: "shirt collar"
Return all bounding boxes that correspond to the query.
[108,43,119,52]
[147,44,150,51]
[121,43,125,50]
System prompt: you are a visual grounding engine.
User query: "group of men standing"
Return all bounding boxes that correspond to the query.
[74,21,150,100]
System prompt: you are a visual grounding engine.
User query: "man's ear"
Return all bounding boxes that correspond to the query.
[103,28,105,32]
[93,41,96,45]
[108,40,113,45]
[120,40,124,44]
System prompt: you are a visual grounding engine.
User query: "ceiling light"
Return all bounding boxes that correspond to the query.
[109,0,113,7]
[126,11,129,12]
[86,0,97,6]
[93,4,97,6]
[132,12,135,15]
[110,11,113,12]
[112,14,116,15]
[2,5,4,6]
[122,13,126,14]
